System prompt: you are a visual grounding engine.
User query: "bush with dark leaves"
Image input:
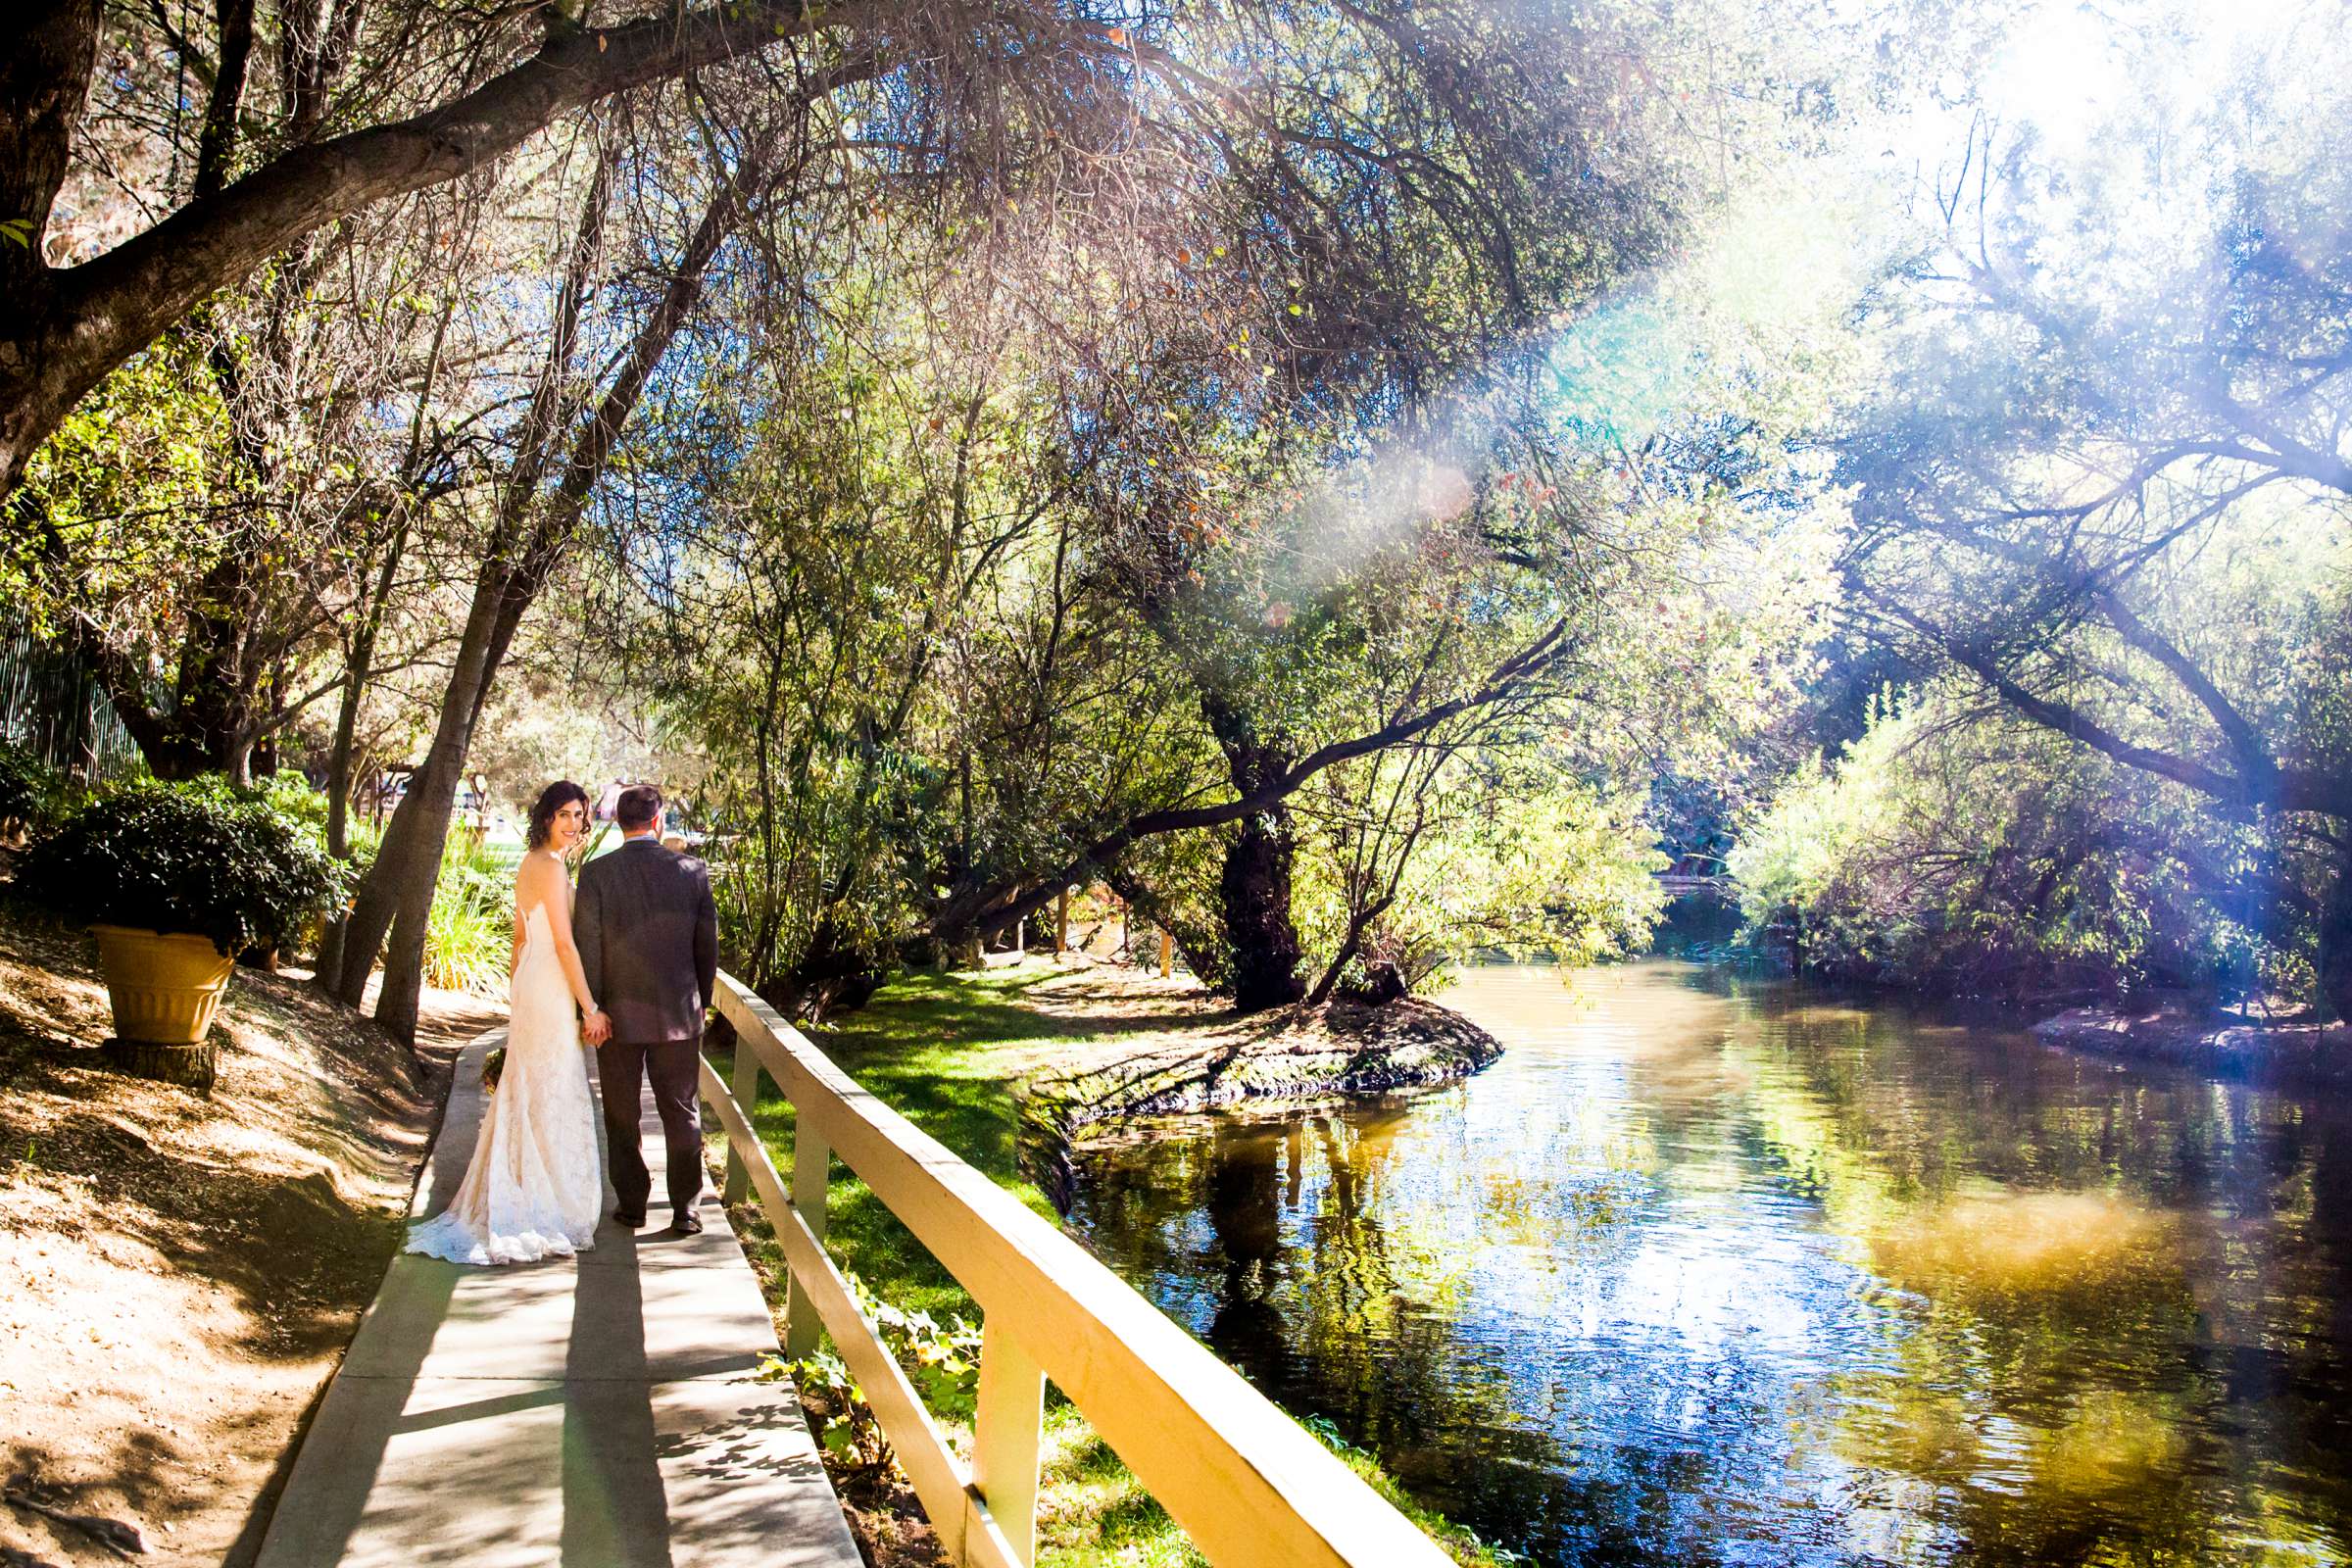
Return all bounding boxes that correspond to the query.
[0,743,38,830]
[22,782,352,956]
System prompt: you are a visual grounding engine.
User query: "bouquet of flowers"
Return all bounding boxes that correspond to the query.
[481,1047,508,1092]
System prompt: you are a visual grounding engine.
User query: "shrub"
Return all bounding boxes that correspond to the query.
[1729,687,2303,1004]
[0,741,96,839]
[0,744,40,833]
[767,1271,981,1476]
[1294,768,1668,996]
[247,771,334,840]
[424,829,514,995]
[22,781,352,956]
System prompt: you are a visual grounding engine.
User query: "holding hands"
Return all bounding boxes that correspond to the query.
[582,1006,612,1047]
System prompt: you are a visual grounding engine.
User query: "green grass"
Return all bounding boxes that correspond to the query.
[729,964,1152,1316]
[711,963,1511,1568]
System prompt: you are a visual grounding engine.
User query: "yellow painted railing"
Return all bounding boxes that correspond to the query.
[701,972,1457,1568]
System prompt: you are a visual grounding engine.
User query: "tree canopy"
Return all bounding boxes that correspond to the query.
[4,0,2344,1033]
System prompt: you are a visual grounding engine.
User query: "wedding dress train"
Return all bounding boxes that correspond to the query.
[406,902,604,1264]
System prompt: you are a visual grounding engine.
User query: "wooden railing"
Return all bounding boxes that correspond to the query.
[702,973,1457,1568]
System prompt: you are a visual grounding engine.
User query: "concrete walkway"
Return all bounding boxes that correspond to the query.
[255,1028,861,1568]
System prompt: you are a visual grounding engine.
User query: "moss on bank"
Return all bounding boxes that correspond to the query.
[713,957,1511,1568]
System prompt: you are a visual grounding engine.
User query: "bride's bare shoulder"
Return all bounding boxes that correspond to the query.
[514,848,564,899]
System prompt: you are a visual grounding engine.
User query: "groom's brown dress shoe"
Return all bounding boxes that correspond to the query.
[615,1207,646,1228]
[669,1210,704,1237]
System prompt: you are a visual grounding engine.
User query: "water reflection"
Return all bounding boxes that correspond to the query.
[1064,961,2352,1566]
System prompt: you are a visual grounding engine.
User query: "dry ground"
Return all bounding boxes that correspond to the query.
[0,901,495,1568]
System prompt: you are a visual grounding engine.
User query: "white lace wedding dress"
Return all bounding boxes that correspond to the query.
[406,901,604,1265]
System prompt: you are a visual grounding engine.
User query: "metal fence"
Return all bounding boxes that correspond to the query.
[0,619,140,780]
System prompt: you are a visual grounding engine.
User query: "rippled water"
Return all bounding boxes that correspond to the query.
[1062,961,2352,1566]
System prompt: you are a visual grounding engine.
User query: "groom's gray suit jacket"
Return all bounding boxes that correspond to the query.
[575,837,719,1043]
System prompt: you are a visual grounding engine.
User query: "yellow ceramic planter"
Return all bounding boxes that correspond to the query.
[89,924,236,1045]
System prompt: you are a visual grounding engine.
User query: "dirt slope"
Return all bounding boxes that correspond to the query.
[0,903,493,1567]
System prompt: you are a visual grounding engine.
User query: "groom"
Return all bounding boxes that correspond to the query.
[574,784,720,1236]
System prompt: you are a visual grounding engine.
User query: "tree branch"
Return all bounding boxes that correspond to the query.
[1869,591,2352,820]
[3,0,855,493]
[947,611,1585,940]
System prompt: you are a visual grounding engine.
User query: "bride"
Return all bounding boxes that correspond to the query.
[408,780,613,1265]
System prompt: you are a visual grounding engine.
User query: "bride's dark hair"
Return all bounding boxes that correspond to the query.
[525,780,591,850]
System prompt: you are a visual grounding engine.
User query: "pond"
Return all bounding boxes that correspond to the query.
[1061,960,2352,1566]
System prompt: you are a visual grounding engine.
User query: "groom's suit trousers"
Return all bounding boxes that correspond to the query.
[596,1037,703,1218]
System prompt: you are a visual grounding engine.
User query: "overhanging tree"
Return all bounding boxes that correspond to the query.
[1840,96,2352,1016]
[0,0,850,498]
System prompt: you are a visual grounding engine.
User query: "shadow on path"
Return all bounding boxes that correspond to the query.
[250,1028,858,1568]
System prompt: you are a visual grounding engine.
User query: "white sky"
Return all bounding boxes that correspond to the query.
[1880,0,2329,172]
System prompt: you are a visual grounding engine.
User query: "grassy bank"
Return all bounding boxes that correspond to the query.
[713,958,1510,1567]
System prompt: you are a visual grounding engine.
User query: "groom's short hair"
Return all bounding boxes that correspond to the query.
[615,784,663,831]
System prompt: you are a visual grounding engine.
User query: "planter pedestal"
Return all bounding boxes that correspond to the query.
[102,1035,220,1091]
[89,925,235,1087]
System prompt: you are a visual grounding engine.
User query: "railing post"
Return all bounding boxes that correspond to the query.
[785,1117,830,1359]
[971,1317,1046,1566]
[722,1045,760,1206]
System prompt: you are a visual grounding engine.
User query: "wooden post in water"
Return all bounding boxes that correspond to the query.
[1159,928,1173,979]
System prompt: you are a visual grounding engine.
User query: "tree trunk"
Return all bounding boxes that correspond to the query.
[778,904,891,1020]
[323,660,367,858]
[103,1036,219,1091]
[327,140,619,1031]
[168,564,265,779]
[35,500,268,784]
[1201,696,1305,1013]
[340,523,552,1041]
[1306,893,1396,1007]
[86,640,262,781]
[33,417,289,784]
[923,610,1584,957]
[0,0,99,482]
[313,543,406,991]
[329,137,778,1041]
[327,581,503,1027]
[2322,850,2352,1024]
[1219,806,1306,1011]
